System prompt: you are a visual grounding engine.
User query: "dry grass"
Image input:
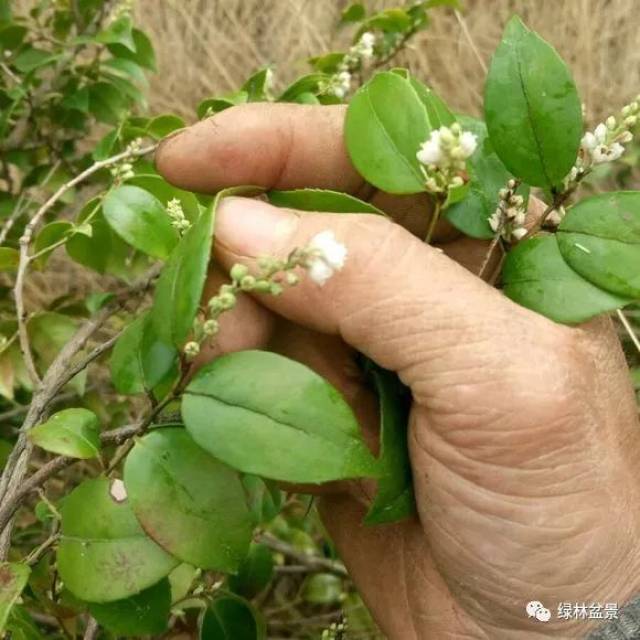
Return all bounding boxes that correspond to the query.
[136,0,640,125]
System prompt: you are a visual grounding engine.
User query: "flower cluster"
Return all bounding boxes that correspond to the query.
[109,162,134,182]
[183,230,347,359]
[566,96,639,187]
[323,32,376,99]
[166,198,191,234]
[321,620,348,640]
[416,123,477,194]
[108,0,134,23]
[488,179,527,242]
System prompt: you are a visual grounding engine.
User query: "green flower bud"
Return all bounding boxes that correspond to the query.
[230,263,249,281]
[203,319,219,335]
[240,275,256,291]
[285,272,299,286]
[218,292,236,310]
[270,283,284,296]
[184,341,200,358]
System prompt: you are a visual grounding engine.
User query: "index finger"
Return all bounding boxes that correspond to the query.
[155,103,366,195]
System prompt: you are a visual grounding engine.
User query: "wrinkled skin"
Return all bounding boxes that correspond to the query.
[156,104,640,639]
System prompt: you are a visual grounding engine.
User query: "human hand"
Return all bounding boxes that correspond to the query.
[156,103,640,639]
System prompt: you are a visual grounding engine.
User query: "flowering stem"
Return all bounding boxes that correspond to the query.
[425,198,442,244]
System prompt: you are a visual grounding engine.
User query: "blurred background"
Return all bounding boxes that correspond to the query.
[135,0,640,126]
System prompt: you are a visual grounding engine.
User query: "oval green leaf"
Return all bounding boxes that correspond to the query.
[57,477,178,603]
[363,363,416,525]
[124,428,253,571]
[199,596,265,640]
[267,189,385,215]
[0,563,30,633]
[110,311,177,395]
[151,187,258,347]
[126,174,200,223]
[0,247,19,273]
[182,350,378,483]
[484,16,582,188]
[502,234,633,324]
[88,578,171,636]
[103,185,178,259]
[227,544,273,599]
[557,191,640,298]
[345,71,430,194]
[29,408,100,459]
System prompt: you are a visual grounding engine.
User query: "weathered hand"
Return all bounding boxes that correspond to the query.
[156,103,640,640]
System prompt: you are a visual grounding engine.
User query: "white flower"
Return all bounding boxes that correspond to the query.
[459,131,478,158]
[488,211,502,232]
[306,230,347,286]
[417,130,443,165]
[356,32,376,59]
[360,32,376,49]
[593,142,624,164]
[581,131,597,152]
[594,123,608,143]
[511,227,527,241]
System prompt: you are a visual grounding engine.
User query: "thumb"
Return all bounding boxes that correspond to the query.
[213,196,549,402]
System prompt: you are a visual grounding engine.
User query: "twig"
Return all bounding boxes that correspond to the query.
[83,617,100,640]
[12,144,157,388]
[617,309,640,354]
[25,528,60,566]
[477,234,501,280]
[258,533,348,577]
[454,10,487,74]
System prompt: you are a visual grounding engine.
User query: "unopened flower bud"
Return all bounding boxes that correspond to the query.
[622,105,631,117]
[218,292,236,309]
[499,188,509,200]
[184,341,200,358]
[450,176,464,187]
[606,116,616,130]
[253,281,273,293]
[270,283,284,296]
[507,179,517,190]
[240,275,256,291]
[624,116,637,128]
[203,319,219,336]
[230,264,249,281]
[286,272,299,286]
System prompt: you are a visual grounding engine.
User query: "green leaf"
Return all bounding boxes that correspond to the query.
[103,185,178,259]
[446,117,529,239]
[308,52,346,74]
[278,73,328,102]
[89,81,128,125]
[363,364,416,525]
[151,187,257,347]
[13,47,59,73]
[127,174,200,222]
[484,16,582,188]
[168,564,199,604]
[61,86,90,113]
[146,114,186,140]
[228,544,273,599]
[92,129,119,161]
[345,71,430,194]
[183,350,378,483]
[502,234,632,324]
[88,578,171,636]
[409,77,455,129]
[302,573,343,605]
[197,92,247,119]
[124,428,253,571]
[5,606,43,640]
[0,24,26,50]
[57,477,178,603]
[556,191,640,298]
[267,189,385,215]
[341,3,366,23]
[97,15,135,51]
[110,312,177,395]
[358,9,412,35]
[29,408,100,459]
[33,221,73,267]
[0,563,30,633]
[107,28,156,70]
[0,247,19,273]
[241,475,283,526]
[199,596,265,640]
[241,68,271,102]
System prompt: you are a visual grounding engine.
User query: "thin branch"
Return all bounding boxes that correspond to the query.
[258,533,348,577]
[454,10,487,74]
[617,309,640,354]
[83,617,100,640]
